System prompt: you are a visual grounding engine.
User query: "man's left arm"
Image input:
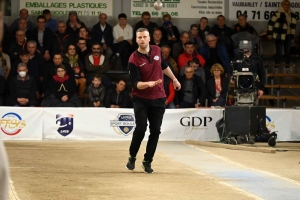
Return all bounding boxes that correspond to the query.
[256,56,265,97]
[161,56,181,90]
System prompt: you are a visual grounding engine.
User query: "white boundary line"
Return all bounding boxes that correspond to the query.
[189,145,300,187]
[155,151,262,200]
[9,178,20,200]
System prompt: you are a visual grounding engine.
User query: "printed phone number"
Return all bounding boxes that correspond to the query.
[236,10,300,20]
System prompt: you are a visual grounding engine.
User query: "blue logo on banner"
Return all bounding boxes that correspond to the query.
[56,114,74,137]
[110,114,136,136]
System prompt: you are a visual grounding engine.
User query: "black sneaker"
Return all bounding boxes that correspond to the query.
[126,156,136,170]
[141,160,153,173]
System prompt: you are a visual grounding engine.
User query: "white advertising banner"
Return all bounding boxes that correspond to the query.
[20,0,114,16]
[0,107,43,140]
[43,108,222,141]
[291,110,300,141]
[131,0,225,18]
[229,0,300,21]
[266,109,292,141]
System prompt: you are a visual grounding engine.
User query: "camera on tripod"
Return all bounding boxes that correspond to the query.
[231,40,259,106]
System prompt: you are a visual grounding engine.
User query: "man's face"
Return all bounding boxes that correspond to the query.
[53,55,63,65]
[119,17,127,26]
[57,23,67,33]
[116,80,126,92]
[190,26,199,37]
[44,13,51,21]
[161,47,170,59]
[238,16,247,27]
[27,44,36,55]
[37,18,46,30]
[200,19,208,28]
[15,31,25,43]
[142,15,151,26]
[20,54,30,63]
[185,44,195,55]
[190,62,199,70]
[77,40,87,50]
[206,36,217,48]
[92,45,101,56]
[153,30,162,41]
[69,14,77,22]
[19,9,28,20]
[99,14,107,25]
[18,19,27,30]
[185,67,194,79]
[17,66,28,74]
[217,16,225,28]
[136,31,150,49]
[282,2,290,12]
[181,33,190,44]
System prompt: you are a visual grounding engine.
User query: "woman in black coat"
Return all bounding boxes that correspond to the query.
[42,64,81,107]
[206,63,229,107]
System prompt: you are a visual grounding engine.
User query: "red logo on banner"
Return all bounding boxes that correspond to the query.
[0,112,26,136]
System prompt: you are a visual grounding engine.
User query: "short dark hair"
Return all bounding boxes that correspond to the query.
[118,13,127,19]
[93,74,102,81]
[237,14,247,19]
[56,64,66,71]
[184,41,194,47]
[36,15,46,22]
[217,15,225,20]
[190,24,198,30]
[91,42,101,48]
[142,11,150,18]
[188,57,200,65]
[200,17,208,22]
[117,78,126,85]
[42,9,51,15]
[19,49,30,55]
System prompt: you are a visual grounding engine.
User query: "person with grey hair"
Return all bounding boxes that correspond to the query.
[199,34,230,80]
[8,29,28,63]
[0,1,10,199]
[8,62,37,106]
[8,8,35,32]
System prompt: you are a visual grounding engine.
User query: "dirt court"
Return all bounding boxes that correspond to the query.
[4,141,300,200]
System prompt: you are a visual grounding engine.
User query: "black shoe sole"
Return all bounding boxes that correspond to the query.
[141,164,153,174]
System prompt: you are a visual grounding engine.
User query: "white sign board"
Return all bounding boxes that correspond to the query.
[0,107,43,140]
[229,0,300,21]
[131,0,225,18]
[20,0,114,16]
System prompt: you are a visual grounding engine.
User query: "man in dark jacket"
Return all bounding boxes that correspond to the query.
[91,13,114,58]
[104,79,130,108]
[8,63,36,106]
[29,15,54,61]
[175,65,207,108]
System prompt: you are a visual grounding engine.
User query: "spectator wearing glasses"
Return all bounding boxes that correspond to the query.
[189,24,203,51]
[76,37,89,64]
[175,65,207,108]
[199,34,230,81]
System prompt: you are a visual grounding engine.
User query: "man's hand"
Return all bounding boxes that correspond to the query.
[165,100,169,105]
[148,79,162,88]
[61,95,68,102]
[117,36,124,42]
[195,103,201,108]
[258,90,264,98]
[213,98,218,103]
[127,40,133,45]
[175,105,179,108]
[173,79,181,91]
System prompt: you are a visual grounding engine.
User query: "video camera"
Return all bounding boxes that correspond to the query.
[231,40,259,106]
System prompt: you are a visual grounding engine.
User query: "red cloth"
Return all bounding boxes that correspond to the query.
[93,55,100,66]
[53,74,69,83]
[166,81,175,104]
[177,52,206,70]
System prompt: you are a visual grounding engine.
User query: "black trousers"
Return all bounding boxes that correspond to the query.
[129,96,166,162]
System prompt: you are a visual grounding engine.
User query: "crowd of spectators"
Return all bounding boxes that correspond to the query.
[0,0,297,108]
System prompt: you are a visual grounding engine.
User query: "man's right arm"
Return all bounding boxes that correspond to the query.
[128,62,161,90]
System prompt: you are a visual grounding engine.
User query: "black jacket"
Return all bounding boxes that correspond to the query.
[48,76,77,100]
[91,22,113,47]
[104,87,130,108]
[29,28,54,54]
[175,74,207,106]
[8,75,36,106]
[206,76,229,105]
